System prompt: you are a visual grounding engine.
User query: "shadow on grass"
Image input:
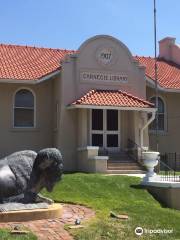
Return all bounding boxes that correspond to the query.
[131,184,168,208]
[130,184,146,189]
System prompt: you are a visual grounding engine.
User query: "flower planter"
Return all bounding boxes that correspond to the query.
[142,151,160,182]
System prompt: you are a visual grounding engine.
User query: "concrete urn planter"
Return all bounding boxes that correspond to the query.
[142,151,160,182]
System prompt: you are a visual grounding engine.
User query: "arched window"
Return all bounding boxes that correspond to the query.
[14,89,35,127]
[150,96,165,131]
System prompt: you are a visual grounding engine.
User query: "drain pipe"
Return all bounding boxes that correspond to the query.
[140,111,156,148]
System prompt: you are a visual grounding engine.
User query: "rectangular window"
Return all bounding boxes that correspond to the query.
[92,109,103,130]
[92,134,103,147]
[14,108,34,127]
[107,110,118,130]
[107,134,118,147]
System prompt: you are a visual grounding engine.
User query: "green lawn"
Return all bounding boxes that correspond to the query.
[0,229,37,240]
[42,173,180,240]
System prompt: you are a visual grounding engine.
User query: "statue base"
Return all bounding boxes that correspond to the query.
[0,203,62,222]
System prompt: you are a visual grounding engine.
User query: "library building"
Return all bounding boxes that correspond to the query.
[0,35,180,172]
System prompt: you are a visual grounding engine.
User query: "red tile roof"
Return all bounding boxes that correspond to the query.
[0,44,75,80]
[135,56,180,89]
[71,89,154,108]
[1,43,180,90]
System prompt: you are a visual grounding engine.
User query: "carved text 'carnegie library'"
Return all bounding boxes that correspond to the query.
[81,71,128,83]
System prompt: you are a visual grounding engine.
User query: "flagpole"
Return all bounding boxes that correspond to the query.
[154,0,158,151]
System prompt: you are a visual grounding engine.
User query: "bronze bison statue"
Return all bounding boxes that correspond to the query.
[0,148,63,204]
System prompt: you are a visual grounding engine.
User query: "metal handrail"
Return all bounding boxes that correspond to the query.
[127,138,144,162]
[159,159,174,172]
[127,138,145,152]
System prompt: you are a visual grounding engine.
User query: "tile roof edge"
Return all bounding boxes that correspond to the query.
[72,89,154,107]
[73,89,96,105]
[117,89,154,106]
[37,69,61,82]
[0,43,76,52]
[0,69,61,83]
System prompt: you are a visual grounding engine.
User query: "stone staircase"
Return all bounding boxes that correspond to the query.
[107,151,146,174]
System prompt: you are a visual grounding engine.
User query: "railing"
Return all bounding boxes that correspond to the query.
[98,147,108,156]
[127,140,180,181]
[160,152,180,171]
[98,147,121,156]
[159,159,180,182]
[159,153,180,182]
[127,138,142,162]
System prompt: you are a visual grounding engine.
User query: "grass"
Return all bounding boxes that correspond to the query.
[42,173,180,240]
[0,229,37,240]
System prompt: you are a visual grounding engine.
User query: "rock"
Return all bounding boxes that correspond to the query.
[110,211,128,220]
[68,225,85,229]
[11,230,29,235]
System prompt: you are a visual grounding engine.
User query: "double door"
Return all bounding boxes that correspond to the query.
[90,109,120,150]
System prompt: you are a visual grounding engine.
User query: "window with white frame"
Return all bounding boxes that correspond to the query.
[149,96,165,131]
[14,89,35,127]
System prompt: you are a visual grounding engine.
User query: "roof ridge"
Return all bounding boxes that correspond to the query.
[118,89,154,106]
[158,57,180,68]
[0,43,76,52]
[134,55,154,59]
[95,89,152,104]
[135,55,180,68]
[75,89,96,104]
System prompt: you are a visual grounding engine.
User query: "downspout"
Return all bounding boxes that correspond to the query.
[140,111,156,148]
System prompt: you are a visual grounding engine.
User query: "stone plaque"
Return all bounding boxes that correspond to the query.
[96,47,113,65]
[80,71,127,83]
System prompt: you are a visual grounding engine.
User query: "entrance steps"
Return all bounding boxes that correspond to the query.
[106,151,146,174]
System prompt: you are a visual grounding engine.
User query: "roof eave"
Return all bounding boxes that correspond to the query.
[67,104,156,112]
[0,69,60,84]
[146,76,180,93]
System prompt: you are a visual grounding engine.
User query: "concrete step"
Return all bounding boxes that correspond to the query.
[109,154,129,158]
[108,166,143,170]
[108,161,139,165]
[108,160,136,163]
[106,169,146,174]
[107,161,145,171]
[109,158,132,162]
[108,154,134,162]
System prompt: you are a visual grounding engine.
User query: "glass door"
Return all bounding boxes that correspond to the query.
[91,109,104,147]
[105,110,120,151]
[91,109,120,151]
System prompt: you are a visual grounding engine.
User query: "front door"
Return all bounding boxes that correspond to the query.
[90,109,120,151]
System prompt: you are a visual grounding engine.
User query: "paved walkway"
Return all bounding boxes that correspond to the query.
[0,204,95,240]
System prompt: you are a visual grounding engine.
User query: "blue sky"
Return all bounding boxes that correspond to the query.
[0,0,179,56]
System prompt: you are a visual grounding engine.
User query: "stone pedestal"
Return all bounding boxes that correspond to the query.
[0,203,62,222]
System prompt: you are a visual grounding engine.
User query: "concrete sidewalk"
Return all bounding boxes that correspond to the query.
[104,173,146,178]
